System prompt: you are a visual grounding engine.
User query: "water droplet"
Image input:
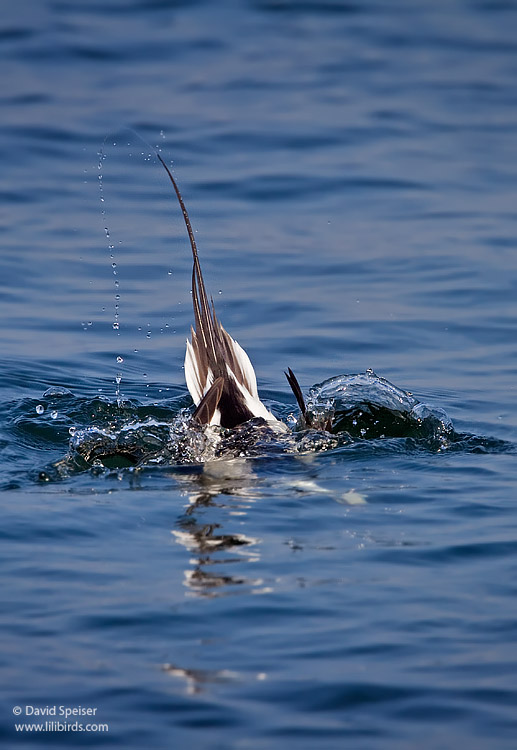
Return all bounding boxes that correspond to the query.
[167,270,173,276]
[112,262,116,269]
[115,294,120,301]
[116,356,124,364]
[115,373,122,384]
[51,410,58,420]
[218,290,222,294]
[36,404,44,415]
[112,322,119,330]
[69,426,76,436]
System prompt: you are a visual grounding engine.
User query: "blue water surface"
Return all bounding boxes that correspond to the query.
[1,1,517,748]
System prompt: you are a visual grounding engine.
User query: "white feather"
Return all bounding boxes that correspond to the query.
[185,339,213,405]
[225,333,259,399]
[185,331,285,430]
[228,369,275,422]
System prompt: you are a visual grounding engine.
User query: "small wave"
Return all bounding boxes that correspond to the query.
[304,370,454,443]
[2,370,512,486]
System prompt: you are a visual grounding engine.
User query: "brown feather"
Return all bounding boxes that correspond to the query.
[193,377,224,425]
[285,368,307,417]
[285,368,333,432]
[158,154,264,428]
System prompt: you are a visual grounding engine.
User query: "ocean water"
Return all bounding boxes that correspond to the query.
[2,0,517,747]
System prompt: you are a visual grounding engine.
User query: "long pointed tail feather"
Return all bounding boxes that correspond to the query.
[157,154,218,365]
[158,152,281,429]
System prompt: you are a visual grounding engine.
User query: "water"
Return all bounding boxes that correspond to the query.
[2,0,517,747]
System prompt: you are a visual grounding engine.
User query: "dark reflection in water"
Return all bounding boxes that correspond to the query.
[172,460,266,597]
